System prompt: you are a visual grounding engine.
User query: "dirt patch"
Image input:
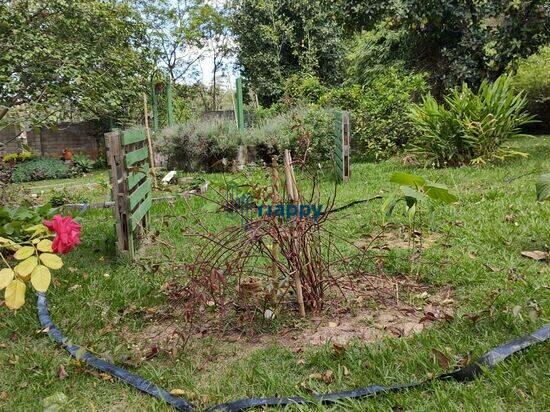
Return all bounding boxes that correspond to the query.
[355,227,443,250]
[125,274,454,364]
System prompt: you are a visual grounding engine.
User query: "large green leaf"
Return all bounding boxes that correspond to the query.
[536,173,550,201]
[424,182,459,204]
[390,172,426,187]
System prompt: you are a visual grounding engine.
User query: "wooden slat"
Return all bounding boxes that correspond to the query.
[130,195,152,230]
[125,146,149,168]
[129,179,152,210]
[122,128,147,146]
[128,164,149,190]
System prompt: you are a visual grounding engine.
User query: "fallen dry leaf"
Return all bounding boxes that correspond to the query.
[58,365,68,380]
[342,365,350,376]
[332,342,346,355]
[432,348,451,369]
[520,251,548,261]
[170,389,186,396]
[322,370,334,384]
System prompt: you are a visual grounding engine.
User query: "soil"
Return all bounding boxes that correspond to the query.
[125,274,454,365]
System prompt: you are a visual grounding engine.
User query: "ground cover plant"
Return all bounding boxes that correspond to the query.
[0,136,548,411]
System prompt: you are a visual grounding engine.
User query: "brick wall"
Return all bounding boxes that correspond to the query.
[0,121,102,160]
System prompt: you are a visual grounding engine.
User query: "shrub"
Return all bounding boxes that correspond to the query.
[408,76,535,167]
[48,188,89,207]
[157,118,244,172]
[282,74,328,105]
[72,153,95,173]
[512,46,550,133]
[319,68,429,160]
[248,108,334,164]
[11,158,71,183]
[2,151,33,163]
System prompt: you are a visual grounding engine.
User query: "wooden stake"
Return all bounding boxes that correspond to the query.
[283,150,306,317]
[143,93,157,188]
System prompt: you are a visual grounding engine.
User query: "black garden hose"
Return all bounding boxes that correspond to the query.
[37,293,549,412]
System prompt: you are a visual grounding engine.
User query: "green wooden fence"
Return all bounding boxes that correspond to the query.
[333,110,351,182]
[105,127,153,258]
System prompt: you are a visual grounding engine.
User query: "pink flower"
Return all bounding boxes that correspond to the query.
[43,215,81,254]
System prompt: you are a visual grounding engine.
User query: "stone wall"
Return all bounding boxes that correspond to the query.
[0,121,102,160]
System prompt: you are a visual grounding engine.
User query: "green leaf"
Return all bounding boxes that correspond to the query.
[389,172,426,188]
[424,183,459,204]
[536,173,550,201]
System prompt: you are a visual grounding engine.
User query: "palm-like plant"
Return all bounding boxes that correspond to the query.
[409,75,536,167]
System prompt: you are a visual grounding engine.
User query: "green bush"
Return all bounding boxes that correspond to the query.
[158,108,335,171]
[72,153,95,173]
[158,118,244,172]
[319,68,429,160]
[2,151,33,163]
[512,46,550,133]
[408,76,535,167]
[248,108,334,165]
[282,74,328,105]
[11,158,71,183]
[48,187,89,207]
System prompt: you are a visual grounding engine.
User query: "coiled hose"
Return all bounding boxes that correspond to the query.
[37,293,549,412]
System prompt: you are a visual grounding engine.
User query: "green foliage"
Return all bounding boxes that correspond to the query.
[71,154,95,174]
[0,204,52,241]
[512,46,550,133]
[0,0,152,129]
[384,172,458,223]
[282,74,328,104]
[536,173,550,202]
[319,68,429,160]
[158,107,335,171]
[2,151,34,164]
[231,0,345,105]
[158,119,243,172]
[10,159,71,183]
[247,108,334,164]
[48,188,89,208]
[408,76,535,167]
[343,1,550,92]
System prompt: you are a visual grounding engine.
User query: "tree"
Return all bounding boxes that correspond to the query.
[190,3,234,110]
[135,0,206,83]
[0,0,152,132]
[230,0,345,105]
[346,0,550,93]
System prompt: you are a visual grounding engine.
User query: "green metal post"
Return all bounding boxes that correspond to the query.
[166,73,174,127]
[151,81,159,132]
[235,78,245,131]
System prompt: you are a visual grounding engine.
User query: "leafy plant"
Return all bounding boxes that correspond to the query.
[512,46,550,133]
[72,153,95,174]
[49,188,89,207]
[10,158,71,183]
[0,214,80,310]
[0,204,53,242]
[408,76,535,167]
[2,150,33,163]
[536,173,550,202]
[384,172,458,222]
[320,67,428,160]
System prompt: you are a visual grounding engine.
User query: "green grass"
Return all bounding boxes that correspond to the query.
[1,136,549,411]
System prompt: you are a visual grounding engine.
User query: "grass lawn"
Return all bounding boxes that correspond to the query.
[1,136,549,411]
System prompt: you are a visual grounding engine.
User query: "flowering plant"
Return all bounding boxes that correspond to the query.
[0,214,81,310]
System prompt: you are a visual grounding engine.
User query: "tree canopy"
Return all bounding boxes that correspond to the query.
[0,0,152,130]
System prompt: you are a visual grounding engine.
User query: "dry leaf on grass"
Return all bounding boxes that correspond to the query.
[432,348,451,369]
[521,251,548,261]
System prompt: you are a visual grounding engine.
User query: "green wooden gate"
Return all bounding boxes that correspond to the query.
[105,128,153,258]
[333,110,351,182]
